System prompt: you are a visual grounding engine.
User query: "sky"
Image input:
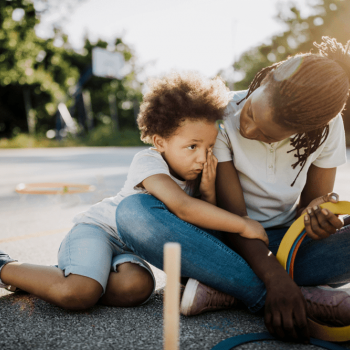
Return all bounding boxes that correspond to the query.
[36,0,313,80]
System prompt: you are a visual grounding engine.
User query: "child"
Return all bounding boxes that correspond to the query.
[0,72,268,311]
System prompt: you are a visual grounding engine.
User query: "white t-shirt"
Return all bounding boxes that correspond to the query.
[213,90,347,228]
[73,148,194,239]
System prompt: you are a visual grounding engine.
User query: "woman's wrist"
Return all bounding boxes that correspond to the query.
[263,265,292,289]
[296,206,306,218]
[231,235,290,287]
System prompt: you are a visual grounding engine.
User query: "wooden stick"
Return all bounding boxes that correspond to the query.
[163,243,181,350]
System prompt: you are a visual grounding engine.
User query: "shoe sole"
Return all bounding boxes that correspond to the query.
[180,278,199,316]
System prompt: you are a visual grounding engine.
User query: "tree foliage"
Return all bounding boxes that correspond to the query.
[232,0,350,90]
[227,0,350,140]
[0,0,143,138]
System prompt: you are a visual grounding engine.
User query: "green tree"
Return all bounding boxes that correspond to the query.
[226,0,350,140]
[0,0,80,137]
[0,0,143,139]
[65,37,143,133]
[231,0,350,89]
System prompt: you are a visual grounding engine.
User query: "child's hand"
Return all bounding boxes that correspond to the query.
[240,216,269,246]
[199,149,218,204]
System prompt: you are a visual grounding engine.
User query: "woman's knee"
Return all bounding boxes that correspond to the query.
[116,194,159,230]
[58,275,102,310]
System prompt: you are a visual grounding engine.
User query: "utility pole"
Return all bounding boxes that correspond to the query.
[82,90,94,131]
[23,89,35,134]
[108,93,119,131]
[230,19,238,91]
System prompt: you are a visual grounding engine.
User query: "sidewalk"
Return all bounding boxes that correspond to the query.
[1,147,350,350]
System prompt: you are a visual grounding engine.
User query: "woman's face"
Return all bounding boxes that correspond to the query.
[239,85,294,143]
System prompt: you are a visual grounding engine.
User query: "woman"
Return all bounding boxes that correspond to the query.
[214,36,350,341]
[115,37,350,342]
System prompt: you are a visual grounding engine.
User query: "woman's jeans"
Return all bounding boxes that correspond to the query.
[116,194,350,312]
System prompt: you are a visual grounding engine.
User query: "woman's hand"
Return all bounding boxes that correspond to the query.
[264,271,309,342]
[199,149,218,205]
[302,192,344,240]
[239,216,269,246]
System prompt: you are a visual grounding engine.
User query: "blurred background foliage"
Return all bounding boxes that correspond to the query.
[224,0,350,143]
[1,0,350,147]
[0,0,143,146]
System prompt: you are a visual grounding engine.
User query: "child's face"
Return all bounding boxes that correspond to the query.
[156,120,218,181]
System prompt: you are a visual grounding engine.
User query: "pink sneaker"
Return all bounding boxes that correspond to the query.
[301,286,350,327]
[180,278,237,316]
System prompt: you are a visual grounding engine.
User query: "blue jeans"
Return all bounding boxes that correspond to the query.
[57,223,156,302]
[116,194,350,312]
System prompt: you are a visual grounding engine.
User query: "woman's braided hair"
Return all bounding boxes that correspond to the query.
[238,37,350,186]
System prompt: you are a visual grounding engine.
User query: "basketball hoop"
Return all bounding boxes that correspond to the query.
[15,183,96,195]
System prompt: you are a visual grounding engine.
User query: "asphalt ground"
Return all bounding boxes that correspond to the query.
[1,147,350,350]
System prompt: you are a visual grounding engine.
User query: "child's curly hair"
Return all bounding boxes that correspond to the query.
[138,71,230,144]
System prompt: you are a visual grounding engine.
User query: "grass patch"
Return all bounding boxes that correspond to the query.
[82,126,144,147]
[0,126,145,148]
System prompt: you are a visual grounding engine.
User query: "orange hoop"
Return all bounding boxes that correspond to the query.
[15,182,96,195]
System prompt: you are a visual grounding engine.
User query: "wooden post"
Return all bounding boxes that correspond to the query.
[164,243,181,350]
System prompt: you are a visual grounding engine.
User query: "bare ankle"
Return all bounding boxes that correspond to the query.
[0,261,18,286]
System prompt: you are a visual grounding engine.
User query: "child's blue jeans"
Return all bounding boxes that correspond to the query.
[116,193,350,312]
[57,223,156,302]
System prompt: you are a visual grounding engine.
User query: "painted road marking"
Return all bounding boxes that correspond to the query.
[0,228,70,243]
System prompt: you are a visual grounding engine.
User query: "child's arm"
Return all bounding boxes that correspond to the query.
[142,173,268,245]
[198,149,217,205]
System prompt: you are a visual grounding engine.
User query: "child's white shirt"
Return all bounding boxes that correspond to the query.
[213,90,347,229]
[73,148,193,239]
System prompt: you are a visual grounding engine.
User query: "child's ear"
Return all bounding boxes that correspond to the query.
[153,135,166,152]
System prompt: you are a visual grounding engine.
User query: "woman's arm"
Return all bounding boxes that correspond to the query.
[299,165,336,208]
[216,161,309,342]
[215,161,247,217]
[142,174,268,244]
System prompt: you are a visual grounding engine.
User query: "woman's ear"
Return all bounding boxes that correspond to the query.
[152,135,166,152]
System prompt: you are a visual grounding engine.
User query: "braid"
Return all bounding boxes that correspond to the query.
[236,63,281,105]
[314,37,350,80]
[288,126,330,186]
[236,37,350,186]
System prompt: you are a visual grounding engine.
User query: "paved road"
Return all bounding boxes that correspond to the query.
[1,147,350,350]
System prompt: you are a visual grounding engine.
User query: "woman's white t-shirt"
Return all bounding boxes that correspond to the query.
[73,148,193,239]
[213,90,347,229]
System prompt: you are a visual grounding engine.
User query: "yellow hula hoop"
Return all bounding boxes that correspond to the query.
[276,201,350,342]
[15,182,95,195]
